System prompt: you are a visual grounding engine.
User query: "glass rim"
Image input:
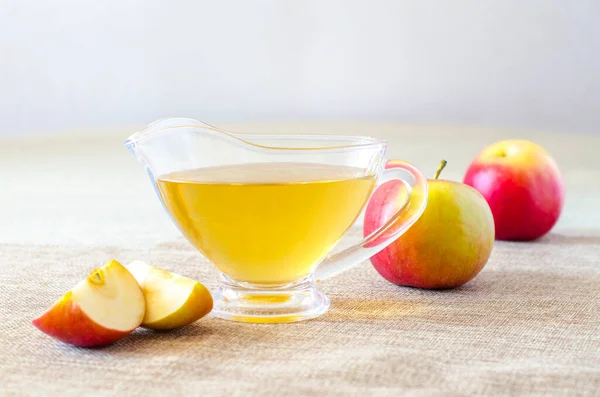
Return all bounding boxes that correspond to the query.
[125,124,388,152]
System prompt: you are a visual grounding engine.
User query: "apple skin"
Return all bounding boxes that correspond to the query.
[463,140,564,241]
[143,282,213,331]
[32,291,131,347]
[126,261,213,331]
[364,168,494,289]
[32,260,145,347]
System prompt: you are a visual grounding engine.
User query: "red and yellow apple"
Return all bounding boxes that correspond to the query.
[463,140,564,241]
[127,261,213,330]
[32,260,145,347]
[364,161,494,289]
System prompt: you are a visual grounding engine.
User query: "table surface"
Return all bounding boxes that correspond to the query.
[1,122,599,396]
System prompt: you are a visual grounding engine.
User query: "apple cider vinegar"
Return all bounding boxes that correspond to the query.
[156,163,376,285]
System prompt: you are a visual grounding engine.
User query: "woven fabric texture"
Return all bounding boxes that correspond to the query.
[1,230,599,396]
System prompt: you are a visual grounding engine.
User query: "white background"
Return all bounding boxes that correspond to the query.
[1,0,598,136]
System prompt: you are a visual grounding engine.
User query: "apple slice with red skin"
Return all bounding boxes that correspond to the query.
[32,260,145,347]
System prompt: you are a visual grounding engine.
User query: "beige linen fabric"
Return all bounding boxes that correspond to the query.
[1,232,599,396]
[0,124,599,396]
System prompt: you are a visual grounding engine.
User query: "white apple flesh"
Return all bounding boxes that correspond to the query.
[32,260,145,347]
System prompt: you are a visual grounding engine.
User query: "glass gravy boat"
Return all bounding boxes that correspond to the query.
[125,118,427,323]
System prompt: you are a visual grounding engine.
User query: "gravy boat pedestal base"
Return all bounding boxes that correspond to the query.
[211,274,330,323]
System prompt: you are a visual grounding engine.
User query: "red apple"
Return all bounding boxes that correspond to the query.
[463,140,564,241]
[32,260,145,347]
[364,161,495,289]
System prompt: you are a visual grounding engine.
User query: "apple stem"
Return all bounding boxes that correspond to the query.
[434,160,447,180]
[89,269,105,286]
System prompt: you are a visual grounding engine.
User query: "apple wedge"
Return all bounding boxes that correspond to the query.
[127,261,213,330]
[32,260,145,347]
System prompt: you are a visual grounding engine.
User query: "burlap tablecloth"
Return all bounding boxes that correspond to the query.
[1,123,599,396]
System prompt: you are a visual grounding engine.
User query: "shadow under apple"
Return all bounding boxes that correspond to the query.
[532,232,600,246]
[325,269,599,328]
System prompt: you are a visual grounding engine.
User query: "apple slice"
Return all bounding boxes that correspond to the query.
[127,261,213,330]
[32,260,145,347]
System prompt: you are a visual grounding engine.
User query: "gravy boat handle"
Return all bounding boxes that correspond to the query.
[314,160,428,281]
